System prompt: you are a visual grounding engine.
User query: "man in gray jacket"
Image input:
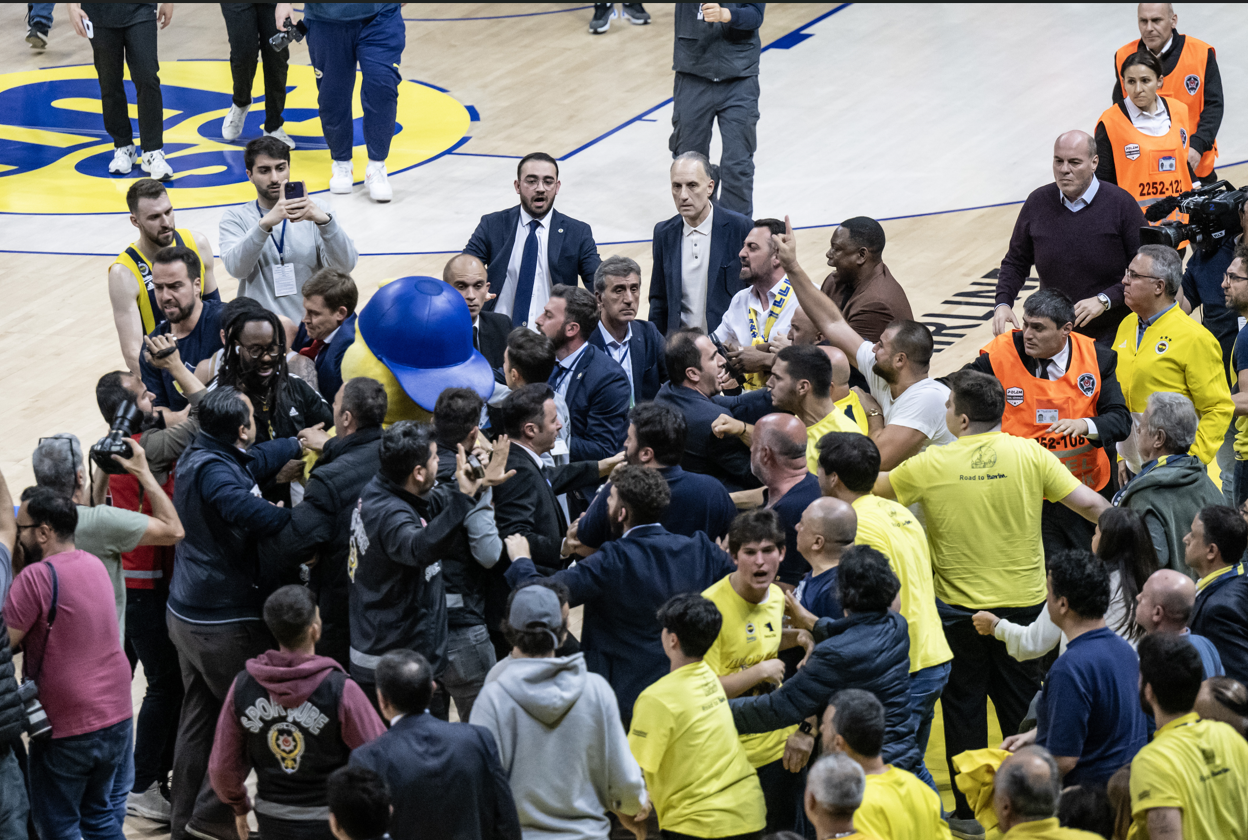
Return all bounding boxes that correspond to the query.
[219,135,358,321]
[470,585,650,840]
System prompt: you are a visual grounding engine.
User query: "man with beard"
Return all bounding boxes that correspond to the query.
[111,178,219,376]
[138,246,225,418]
[215,306,333,506]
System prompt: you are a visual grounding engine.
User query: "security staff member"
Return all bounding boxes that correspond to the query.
[1113,3,1223,181]
[110,178,217,375]
[965,289,1131,556]
[1096,52,1194,227]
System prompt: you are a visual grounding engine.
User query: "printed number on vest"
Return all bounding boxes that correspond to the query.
[1139,179,1185,198]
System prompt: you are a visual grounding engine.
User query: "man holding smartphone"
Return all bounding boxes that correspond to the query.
[219,136,359,321]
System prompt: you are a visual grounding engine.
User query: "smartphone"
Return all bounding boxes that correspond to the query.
[83,18,94,38]
[283,181,306,201]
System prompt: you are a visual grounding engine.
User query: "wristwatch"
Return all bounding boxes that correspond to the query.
[1097,293,1111,312]
[865,408,882,418]
[798,720,815,736]
[316,211,333,226]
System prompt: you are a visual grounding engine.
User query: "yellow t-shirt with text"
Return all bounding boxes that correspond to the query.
[855,766,951,840]
[806,405,864,474]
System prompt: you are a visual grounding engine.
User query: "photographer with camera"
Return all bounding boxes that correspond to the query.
[220,136,358,323]
[6,487,134,840]
[1181,189,1247,369]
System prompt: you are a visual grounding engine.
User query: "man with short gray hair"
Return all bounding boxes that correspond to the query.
[993,747,1101,838]
[588,254,668,403]
[1113,244,1232,471]
[1115,391,1224,571]
[803,753,869,840]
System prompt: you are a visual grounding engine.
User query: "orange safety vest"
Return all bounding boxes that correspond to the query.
[1097,96,1192,227]
[983,332,1110,491]
[1116,35,1218,177]
[106,433,176,590]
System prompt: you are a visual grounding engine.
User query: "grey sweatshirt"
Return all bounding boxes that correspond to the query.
[218,198,359,321]
[469,654,647,840]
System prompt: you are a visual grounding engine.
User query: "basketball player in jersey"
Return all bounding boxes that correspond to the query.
[110,178,220,375]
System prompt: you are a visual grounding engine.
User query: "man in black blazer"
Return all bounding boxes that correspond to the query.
[291,267,359,400]
[538,286,630,462]
[444,253,512,373]
[588,255,668,404]
[1186,504,1248,683]
[648,152,753,336]
[349,650,521,840]
[463,152,602,329]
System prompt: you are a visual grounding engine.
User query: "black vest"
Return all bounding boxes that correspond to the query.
[232,669,349,808]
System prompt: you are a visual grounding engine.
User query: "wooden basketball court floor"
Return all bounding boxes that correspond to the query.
[0,2,1246,826]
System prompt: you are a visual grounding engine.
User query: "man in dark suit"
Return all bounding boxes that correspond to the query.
[292,267,358,400]
[648,151,753,336]
[537,286,630,462]
[588,255,668,404]
[444,253,512,373]
[504,464,736,724]
[349,650,521,840]
[1185,504,1248,683]
[463,152,602,330]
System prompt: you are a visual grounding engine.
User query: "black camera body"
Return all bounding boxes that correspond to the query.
[18,681,51,740]
[269,18,307,52]
[89,400,142,475]
[1140,181,1248,254]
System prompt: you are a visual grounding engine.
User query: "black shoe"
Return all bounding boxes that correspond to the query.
[621,4,650,24]
[25,26,48,49]
[708,163,722,203]
[589,4,615,34]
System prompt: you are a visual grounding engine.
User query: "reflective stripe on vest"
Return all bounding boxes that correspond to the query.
[111,229,207,334]
[983,331,1111,491]
[1116,36,1218,177]
[349,647,382,671]
[1099,97,1193,226]
[123,569,163,580]
[254,798,330,821]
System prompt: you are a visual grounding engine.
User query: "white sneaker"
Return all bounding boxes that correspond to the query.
[366,160,392,202]
[108,145,138,175]
[126,782,171,823]
[264,126,296,149]
[329,160,354,194]
[141,149,173,181]
[222,104,248,141]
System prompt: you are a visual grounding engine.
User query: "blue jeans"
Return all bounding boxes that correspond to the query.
[909,661,952,793]
[27,4,54,28]
[0,748,29,840]
[29,718,133,840]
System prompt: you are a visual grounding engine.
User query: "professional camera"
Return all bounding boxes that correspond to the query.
[1141,180,1247,254]
[269,18,307,52]
[89,400,141,475]
[17,681,51,740]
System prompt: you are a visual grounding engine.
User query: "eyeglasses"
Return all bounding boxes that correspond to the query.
[1123,269,1163,283]
[1225,271,1248,284]
[15,523,39,533]
[238,343,281,360]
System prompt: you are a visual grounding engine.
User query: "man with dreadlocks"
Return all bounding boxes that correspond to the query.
[216,304,333,506]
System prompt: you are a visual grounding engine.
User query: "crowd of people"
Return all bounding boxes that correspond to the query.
[5,3,1248,840]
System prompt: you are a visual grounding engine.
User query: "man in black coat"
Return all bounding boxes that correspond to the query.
[260,377,388,669]
[1185,504,1248,683]
[444,253,513,374]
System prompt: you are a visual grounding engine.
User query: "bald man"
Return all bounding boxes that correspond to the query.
[445,252,512,371]
[995,130,1146,344]
[1137,569,1225,677]
[751,414,824,588]
[993,747,1102,839]
[791,497,857,621]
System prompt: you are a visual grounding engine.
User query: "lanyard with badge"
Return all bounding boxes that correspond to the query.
[748,277,791,343]
[258,201,296,297]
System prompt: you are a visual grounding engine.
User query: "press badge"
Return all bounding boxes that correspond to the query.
[1036,409,1059,424]
[273,263,298,297]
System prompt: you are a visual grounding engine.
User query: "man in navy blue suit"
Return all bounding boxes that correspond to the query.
[291,267,357,400]
[648,152,753,336]
[589,255,668,404]
[463,152,602,330]
[504,465,736,724]
[537,285,630,462]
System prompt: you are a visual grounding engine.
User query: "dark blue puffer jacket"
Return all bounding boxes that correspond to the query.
[729,610,921,772]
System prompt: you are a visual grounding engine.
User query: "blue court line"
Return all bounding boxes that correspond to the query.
[404,6,593,22]
[449,151,525,160]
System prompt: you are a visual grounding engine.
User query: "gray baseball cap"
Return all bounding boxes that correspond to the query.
[509,585,562,647]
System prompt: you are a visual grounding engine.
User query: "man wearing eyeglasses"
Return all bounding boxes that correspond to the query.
[1113,244,1233,483]
[1219,245,1248,506]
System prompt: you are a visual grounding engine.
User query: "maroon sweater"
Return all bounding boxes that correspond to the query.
[996,181,1145,342]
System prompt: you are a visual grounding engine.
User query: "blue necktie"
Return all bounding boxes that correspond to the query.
[512,219,541,327]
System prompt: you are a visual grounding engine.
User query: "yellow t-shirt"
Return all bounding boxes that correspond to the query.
[1112,303,1232,464]
[852,494,953,673]
[1000,817,1104,838]
[1129,712,1248,840]
[628,660,766,837]
[807,405,864,474]
[855,766,951,840]
[888,431,1081,609]
[701,575,798,767]
[836,390,870,435]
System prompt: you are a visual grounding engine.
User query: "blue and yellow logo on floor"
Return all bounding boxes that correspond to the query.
[0,61,471,214]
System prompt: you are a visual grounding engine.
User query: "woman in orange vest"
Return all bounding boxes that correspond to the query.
[1095,51,1194,227]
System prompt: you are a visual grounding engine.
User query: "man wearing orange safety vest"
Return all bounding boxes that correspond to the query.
[1112,3,1222,181]
[964,289,1131,556]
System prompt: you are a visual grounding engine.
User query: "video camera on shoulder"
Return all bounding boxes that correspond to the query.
[89,400,142,475]
[269,18,307,52]
[1141,180,1248,255]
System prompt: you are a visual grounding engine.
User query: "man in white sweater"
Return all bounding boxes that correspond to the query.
[470,584,650,840]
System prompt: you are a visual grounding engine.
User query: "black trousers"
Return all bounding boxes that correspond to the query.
[220,3,289,132]
[670,71,759,217]
[938,599,1045,819]
[168,614,274,840]
[1039,499,1097,560]
[89,20,163,150]
[125,587,184,793]
[756,757,806,834]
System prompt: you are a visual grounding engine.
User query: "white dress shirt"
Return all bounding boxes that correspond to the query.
[713,276,802,347]
[1125,95,1171,137]
[552,341,589,401]
[597,321,634,395]
[1033,339,1099,438]
[1060,176,1100,212]
[680,206,714,332]
[494,207,552,328]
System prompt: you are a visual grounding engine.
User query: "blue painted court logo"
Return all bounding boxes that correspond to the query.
[0,61,470,214]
